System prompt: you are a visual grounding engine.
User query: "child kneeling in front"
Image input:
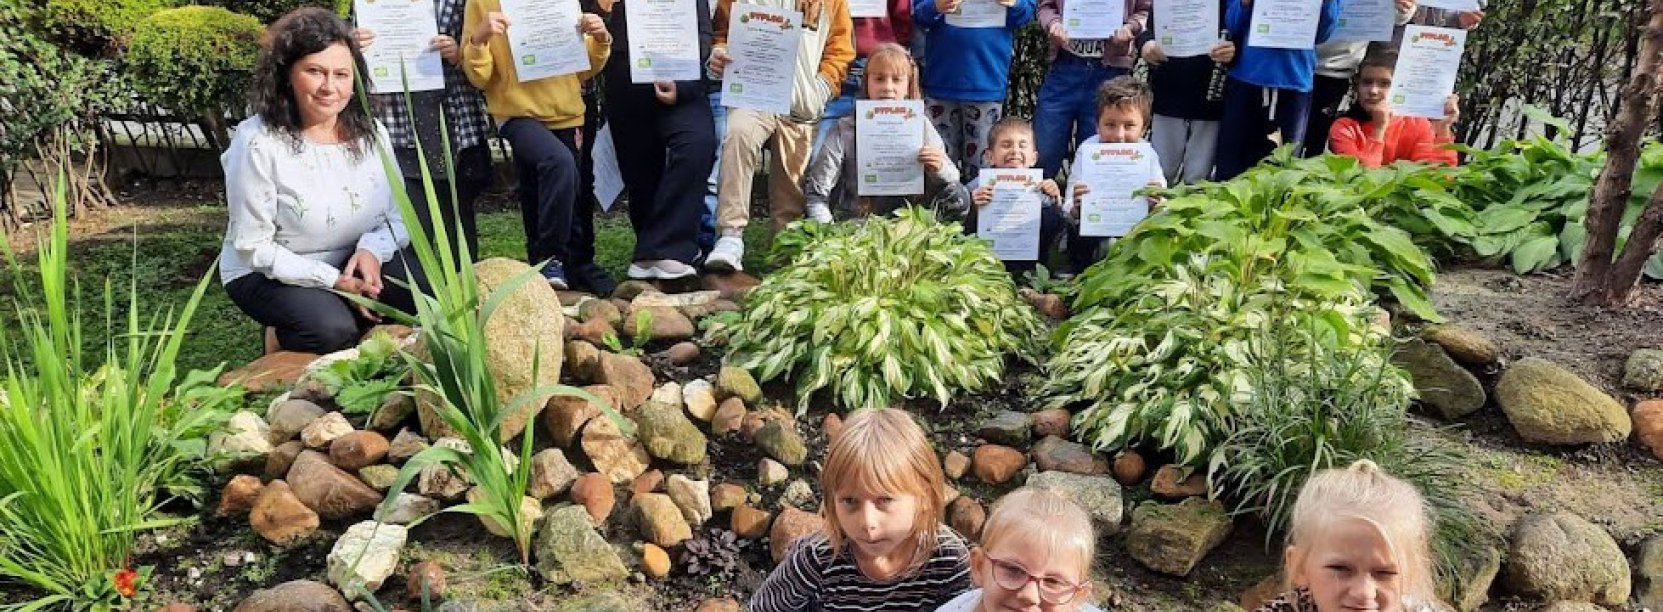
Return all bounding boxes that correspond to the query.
[1253,460,1445,612]
[936,487,1102,612]
[748,408,971,611]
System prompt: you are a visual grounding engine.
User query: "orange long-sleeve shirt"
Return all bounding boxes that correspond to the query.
[1328,115,1459,168]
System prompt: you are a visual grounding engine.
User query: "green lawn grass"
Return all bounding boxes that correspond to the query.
[17,206,773,375]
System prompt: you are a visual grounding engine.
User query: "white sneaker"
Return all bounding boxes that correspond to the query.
[806,202,834,224]
[628,259,697,280]
[705,235,745,272]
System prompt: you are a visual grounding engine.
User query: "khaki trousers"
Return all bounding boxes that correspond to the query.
[716,108,815,233]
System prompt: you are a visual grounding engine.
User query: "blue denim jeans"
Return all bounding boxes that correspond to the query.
[700,90,729,252]
[1033,53,1127,177]
[813,57,867,152]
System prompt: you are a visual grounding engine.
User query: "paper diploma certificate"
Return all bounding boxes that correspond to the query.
[855,100,926,196]
[1247,0,1322,49]
[1417,0,1479,10]
[849,0,887,18]
[947,0,1007,28]
[977,169,1045,260]
[627,0,702,82]
[1330,0,1394,43]
[357,0,445,93]
[499,0,592,82]
[1389,25,1467,119]
[1076,142,1156,237]
[722,5,802,115]
[1154,0,1218,58]
[1062,0,1124,40]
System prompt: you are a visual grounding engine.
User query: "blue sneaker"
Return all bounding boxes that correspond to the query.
[541,260,569,290]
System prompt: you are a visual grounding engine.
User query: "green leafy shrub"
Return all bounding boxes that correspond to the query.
[725,208,1047,412]
[198,0,345,24]
[1,3,120,205]
[306,329,410,415]
[34,0,173,55]
[125,5,262,135]
[0,180,235,608]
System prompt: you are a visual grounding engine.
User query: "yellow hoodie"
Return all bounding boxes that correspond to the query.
[461,0,610,129]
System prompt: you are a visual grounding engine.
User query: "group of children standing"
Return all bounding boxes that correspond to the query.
[749,407,1449,612]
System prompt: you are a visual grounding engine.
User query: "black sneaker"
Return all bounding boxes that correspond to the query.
[568,261,617,296]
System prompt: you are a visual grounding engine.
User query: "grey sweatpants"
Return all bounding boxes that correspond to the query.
[1150,114,1221,185]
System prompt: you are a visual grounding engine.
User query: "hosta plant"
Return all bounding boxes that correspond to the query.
[725,207,1047,412]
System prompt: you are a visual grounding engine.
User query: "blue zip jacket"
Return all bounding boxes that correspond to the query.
[1224,0,1340,92]
[914,0,1036,102]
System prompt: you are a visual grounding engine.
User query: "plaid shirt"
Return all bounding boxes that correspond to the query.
[367,0,492,158]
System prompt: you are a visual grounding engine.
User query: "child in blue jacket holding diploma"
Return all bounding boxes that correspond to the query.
[1212,0,1340,180]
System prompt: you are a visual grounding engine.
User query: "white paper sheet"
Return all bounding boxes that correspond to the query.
[1389,25,1467,119]
[627,0,702,82]
[1330,0,1395,43]
[721,4,803,114]
[357,0,446,93]
[1246,0,1322,50]
[1075,142,1158,237]
[854,100,926,196]
[591,124,625,211]
[499,0,591,82]
[946,0,1007,28]
[850,0,887,18]
[1062,0,1125,39]
[1416,0,1479,10]
[1154,0,1218,58]
[976,169,1044,260]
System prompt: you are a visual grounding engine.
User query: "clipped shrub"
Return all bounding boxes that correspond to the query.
[125,5,262,148]
[197,0,345,24]
[723,209,1047,412]
[34,0,173,56]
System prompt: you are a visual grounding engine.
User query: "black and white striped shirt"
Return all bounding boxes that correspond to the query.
[746,527,973,612]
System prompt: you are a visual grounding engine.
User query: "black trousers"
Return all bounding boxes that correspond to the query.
[606,90,717,264]
[1303,74,1353,158]
[500,118,580,266]
[225,252,424,354]
[401,144,490,263]
[965,201,1068,277]
[572,89,602,268]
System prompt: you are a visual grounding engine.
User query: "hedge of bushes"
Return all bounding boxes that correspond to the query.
[126,6,263,122]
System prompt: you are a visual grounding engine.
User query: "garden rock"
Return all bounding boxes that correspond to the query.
[1027,471,1125,534]
[758,458,790,486]
[379,493,439,525]
[779,479,816,509]
[265,441,305,481]
[1635,400,1663,460]
[418,457,470,501]
[1031,436,1107,475]
[220,351,320,394]
[596,353,655,412]
[1625,348,1663,392]
[1151,465,1208,500]
[770,506,821,563]
[666,475,712,525]
[580,298,623,326]
[250,480,319,546]
[732,504,772,539]
[697,598,742,612]
[1127,499,1232,577]
[1496,358,1632,445]
[535,505,630,585]
[635,400,709,464]
[631,469,666,496]
[368,392,414,432]
[702,271,761,299]
[267,398,325,445]
[822,413,844,443]
[1503,511,1630,606]
[622,306,695,342]
[711,483,747,513]
[565,340,602,381]
[329,431,389,471]
[218,474,265,518]
[948,496,986,539]
[1436,542,1503,612]
[650,382,683,408]
[418,258,565,442]
[468,488,542,538]
[972,444,1026,485]
[641,542,672,579]
[1422,325,1500,366]
[1637,535,1663,611]
[741,406,794,442]
[211,411,275,460]
[300,412,352,449]
[711,398,746,435]
[717,366,763,404]
[288,451,384,520]
[631,289,721,310]
[1393,338,1487,420]
[570,473,616,525]
[233,579,349,612]
[613,280,657,301]
[406,561,445,601]
[357,465,399,492]
[1534,603,1606,612]
[633,493,693,548]
[582,413,651,483]
[529,448,580,499]
[387,429,428,464]
[683,379,718,421]
[1112,451,1147,485]
[327,521,406,599]
[977,411,1031,446]
[544,385,615,448]
[755,421,807,466]
[1021,290,1069,320]
[943,451,970,480]
[1030,409,1071,438]
[665,342,701,366]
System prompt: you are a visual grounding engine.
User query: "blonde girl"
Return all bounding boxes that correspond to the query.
[748,408,972,612]
[937,487,1104,612]
[800,43,961,223]
[1253,460,1444,612]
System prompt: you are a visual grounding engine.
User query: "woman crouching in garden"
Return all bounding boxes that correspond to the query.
[219,7,420,354]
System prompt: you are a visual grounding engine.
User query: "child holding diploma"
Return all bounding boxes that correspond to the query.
[913,0,1035,176]
[461,0,613,289]
[1327,52,1460,168]
[1032,0,1149,178]
[801,43,959,222]
[966,118,1067,276]
[1063,76,1165,273]
[1212,0,1341,180]
[1136,1,1234,184]
[1303,0,1416,157]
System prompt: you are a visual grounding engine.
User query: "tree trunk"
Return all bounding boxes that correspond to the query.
[1571,0,1663,304]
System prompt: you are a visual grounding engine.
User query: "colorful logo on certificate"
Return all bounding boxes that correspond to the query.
[521,54,537,65]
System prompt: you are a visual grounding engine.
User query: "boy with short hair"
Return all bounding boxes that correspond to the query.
[966,117,1067,276]
[1061,76,1165,273]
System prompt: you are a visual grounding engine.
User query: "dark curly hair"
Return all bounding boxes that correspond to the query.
[250,7,378,159]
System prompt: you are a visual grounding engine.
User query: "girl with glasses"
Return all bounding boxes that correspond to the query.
[936,487,1103,611]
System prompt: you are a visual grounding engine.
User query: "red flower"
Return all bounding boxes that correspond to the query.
[113,568,138,598]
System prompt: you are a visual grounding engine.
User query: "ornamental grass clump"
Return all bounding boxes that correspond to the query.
[725,208,1047,412]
